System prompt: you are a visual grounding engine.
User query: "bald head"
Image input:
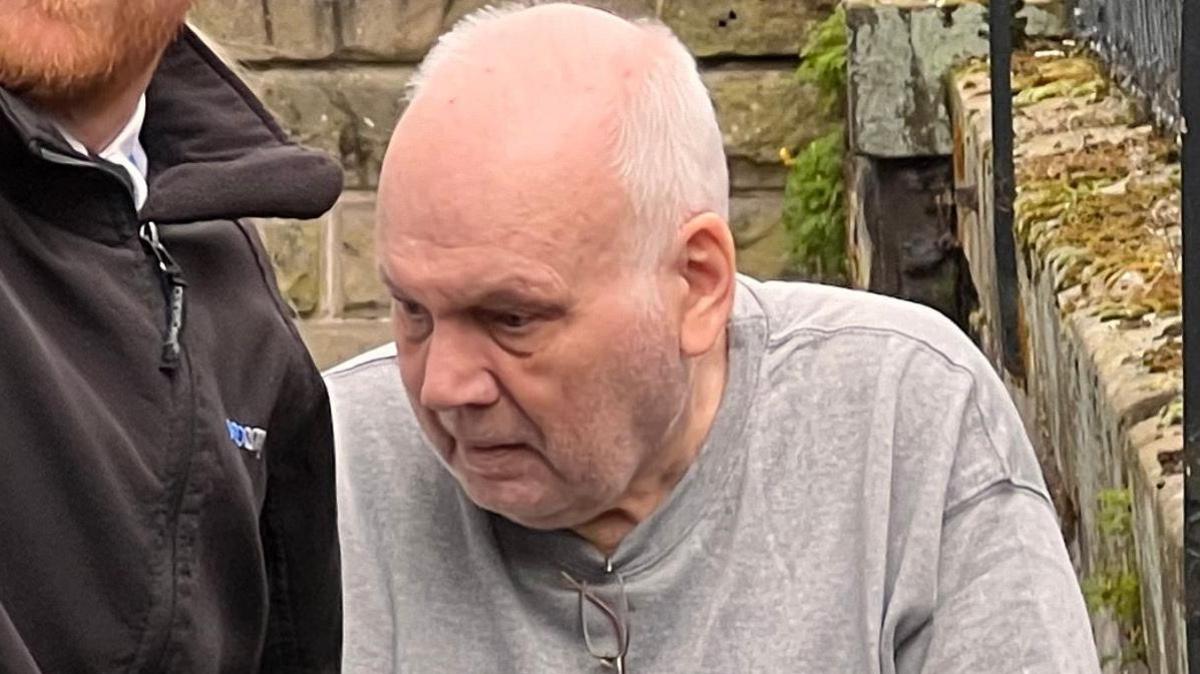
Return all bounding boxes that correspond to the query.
[378,2,728,269]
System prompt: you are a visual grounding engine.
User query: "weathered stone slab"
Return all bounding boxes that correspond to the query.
[338,0,447,60]
[256,215,328,317]
[299,319,394,371]
[444,0,655,29]
[246,67,413,190]
[661,0,834,58]
[730,158,789,190]
[333,191,389,316]
[189,0,338,61]
[845,154,965,324]
[731,191,791,280]
[729,191,784,250]
[1130,420,1186,674]
[704,67,835,167]
[846,0,1065,157]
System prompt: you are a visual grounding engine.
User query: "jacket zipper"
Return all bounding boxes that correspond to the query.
[139,221,187,369]
[38,145,187,370]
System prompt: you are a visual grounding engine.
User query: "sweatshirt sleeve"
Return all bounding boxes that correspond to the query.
[892,358,1100,674]
[895,482,1101,673]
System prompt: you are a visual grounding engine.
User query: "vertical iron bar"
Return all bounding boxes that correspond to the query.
[989,0,1024,379]
[1181,0,1200,664]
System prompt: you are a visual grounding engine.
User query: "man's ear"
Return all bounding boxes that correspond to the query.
[674,211,736,357]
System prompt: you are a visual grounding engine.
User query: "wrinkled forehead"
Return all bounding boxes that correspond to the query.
[376,143,632,291]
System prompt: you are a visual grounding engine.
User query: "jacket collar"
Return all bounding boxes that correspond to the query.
[0,26,343,225]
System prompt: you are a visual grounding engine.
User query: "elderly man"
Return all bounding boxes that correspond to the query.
[0,2,340,673]
[330,3,1099,672]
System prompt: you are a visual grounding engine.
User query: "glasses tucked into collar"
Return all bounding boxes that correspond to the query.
[561,560,631,673]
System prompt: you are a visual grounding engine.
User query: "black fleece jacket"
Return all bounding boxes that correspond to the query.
[0,28,342,673]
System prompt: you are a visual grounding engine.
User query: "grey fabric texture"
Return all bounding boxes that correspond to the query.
[328,275,1099,673]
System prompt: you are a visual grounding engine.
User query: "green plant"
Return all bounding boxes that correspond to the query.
[1082,570,1141,632]
[783,129,845,280]
[781,5,848,281]
[1097,487,1132,538]
[1082,488,1146,665]
[796,5,848,116]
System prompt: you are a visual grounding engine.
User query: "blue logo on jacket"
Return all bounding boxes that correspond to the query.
[226,419,267,457]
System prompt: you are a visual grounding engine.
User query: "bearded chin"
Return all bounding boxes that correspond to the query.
[0,2,189,105]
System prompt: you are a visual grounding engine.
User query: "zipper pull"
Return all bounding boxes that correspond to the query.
[138,222,187,370]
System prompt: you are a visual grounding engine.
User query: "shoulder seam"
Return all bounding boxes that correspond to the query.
[324,353,397,379]
[767,323,974,377]
[769,323,1017,490]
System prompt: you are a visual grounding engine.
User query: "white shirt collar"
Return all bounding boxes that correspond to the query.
[55,94,150,210]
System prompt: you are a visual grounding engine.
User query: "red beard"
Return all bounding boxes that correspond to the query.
[0,0,192,104]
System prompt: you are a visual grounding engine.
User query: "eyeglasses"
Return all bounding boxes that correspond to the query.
[560,565,631,673]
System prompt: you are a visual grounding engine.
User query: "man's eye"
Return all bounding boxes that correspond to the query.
[495,312,533,329]
[394,299,432,340]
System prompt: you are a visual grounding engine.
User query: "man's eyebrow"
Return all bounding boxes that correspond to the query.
[378,266,570,302]
[474,288,566,311]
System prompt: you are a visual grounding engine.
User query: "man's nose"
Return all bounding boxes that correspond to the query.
[418,323,500,411]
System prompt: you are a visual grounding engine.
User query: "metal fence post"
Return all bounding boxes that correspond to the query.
[1181,0,1200,664]
[989,0,1024,379]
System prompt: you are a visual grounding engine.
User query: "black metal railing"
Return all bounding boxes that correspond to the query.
[1072,0,1183,133]
[990,0,1023,381]
[1181,0,1200,667]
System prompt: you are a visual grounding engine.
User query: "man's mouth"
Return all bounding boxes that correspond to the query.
[455,441,534,475]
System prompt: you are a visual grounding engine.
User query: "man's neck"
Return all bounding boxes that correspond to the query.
[35,56,159,154]
[572,331,730,556]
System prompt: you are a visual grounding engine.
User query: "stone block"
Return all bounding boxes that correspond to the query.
[256,216,328,317]
[1130,420,1185,674]
[334,192,389,317]
[729,191,784,250]
[444,0,656,29]
[845,154,966,324]
[734,222,791,281]
[246,67,413,189]
[660,0,834,58]
[189,0,338,61]
[846,0,1064,157]
[338,0,448,60]
[299,319,395,371]
[704,67,835,168]
[729,158,788,190]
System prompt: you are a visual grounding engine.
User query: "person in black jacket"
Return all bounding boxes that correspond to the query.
[0,2,342,672]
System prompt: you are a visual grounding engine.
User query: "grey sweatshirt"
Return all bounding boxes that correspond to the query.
[328,276,1100,673]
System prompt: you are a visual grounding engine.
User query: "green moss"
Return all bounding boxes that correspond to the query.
[1012,136,1180,321]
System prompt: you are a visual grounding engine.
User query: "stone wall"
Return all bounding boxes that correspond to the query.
[190,0,839,368]
[950,53,1184,673]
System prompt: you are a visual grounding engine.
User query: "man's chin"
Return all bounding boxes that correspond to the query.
[460,478,573,530]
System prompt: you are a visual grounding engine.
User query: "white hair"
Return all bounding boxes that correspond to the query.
[408,2,729,269]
